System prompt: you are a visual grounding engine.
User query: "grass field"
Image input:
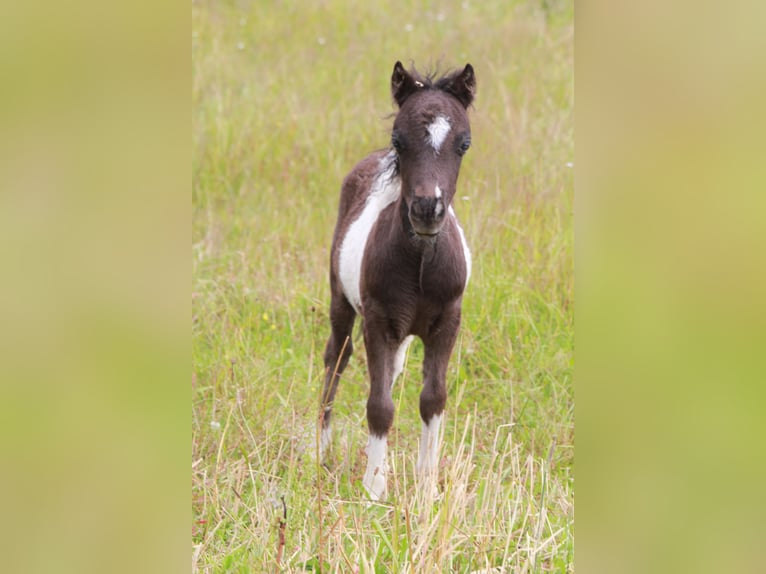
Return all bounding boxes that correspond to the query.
[192,0,573,571]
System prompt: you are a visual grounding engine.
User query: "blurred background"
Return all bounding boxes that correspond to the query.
[0,0,763,572]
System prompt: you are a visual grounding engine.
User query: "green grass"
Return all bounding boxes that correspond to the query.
[193,0,573,571]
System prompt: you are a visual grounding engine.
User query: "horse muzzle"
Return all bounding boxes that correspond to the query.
[409,195,447,236]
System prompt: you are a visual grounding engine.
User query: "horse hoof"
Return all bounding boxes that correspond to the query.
[362,471,387,502]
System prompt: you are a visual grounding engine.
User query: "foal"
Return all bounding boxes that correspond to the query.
[320,61,476,501]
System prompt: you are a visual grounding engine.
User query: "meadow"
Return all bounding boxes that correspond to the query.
[192,0,573,571]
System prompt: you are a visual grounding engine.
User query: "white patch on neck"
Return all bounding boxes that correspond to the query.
[426,115,451,152]
[449,206,471,288]
[449,205,471,287]
[363,434,389,501]
[338,152,400,313]
[416,413,443,476]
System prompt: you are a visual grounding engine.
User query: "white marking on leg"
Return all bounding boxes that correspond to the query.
[449,206,471,287]
[338,151,400,313]
[319,420,332,460]
[392,335,414,383]
[417,413,443,476]
[426,115,451,153]
[363,434,388,501]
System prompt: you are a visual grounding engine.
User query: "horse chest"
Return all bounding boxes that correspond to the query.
[359,232,468,328]
[343,206,468,308]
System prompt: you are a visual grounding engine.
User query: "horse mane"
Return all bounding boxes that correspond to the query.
[405,63,466,92]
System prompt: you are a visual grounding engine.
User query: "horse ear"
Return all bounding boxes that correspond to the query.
[391,61,420,107]
[442,63,476,108]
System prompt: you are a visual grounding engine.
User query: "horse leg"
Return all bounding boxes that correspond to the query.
[392,335,414,385]
[320,292,356,461]
[362,315,399,501]
[417,304,461,484]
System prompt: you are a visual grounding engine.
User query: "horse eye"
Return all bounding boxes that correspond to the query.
[391,133,403,152]
[457,138,471,156]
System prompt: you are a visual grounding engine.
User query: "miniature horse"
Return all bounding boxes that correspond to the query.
[320,61,476,501]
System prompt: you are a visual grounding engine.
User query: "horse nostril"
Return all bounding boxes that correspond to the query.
[410,198,426,221]
[434,199,445,218]
[411,197,445,223]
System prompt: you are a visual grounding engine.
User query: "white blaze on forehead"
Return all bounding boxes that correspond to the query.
[338,152,400,313]
[426,115,451,152]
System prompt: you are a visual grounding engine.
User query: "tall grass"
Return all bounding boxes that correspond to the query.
[193,0,573,571]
